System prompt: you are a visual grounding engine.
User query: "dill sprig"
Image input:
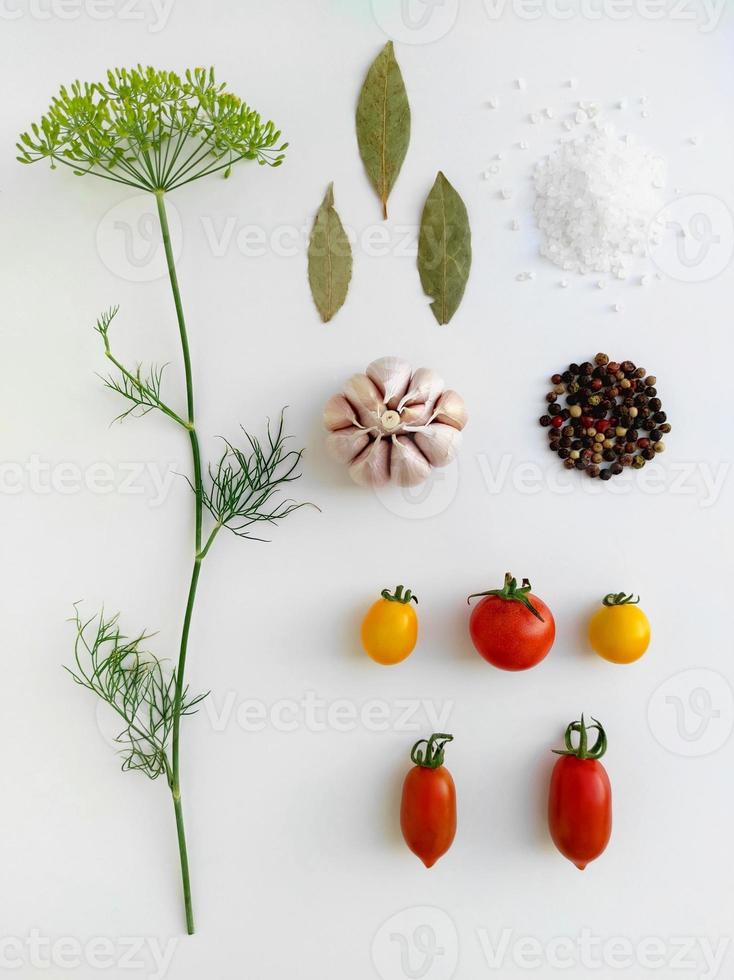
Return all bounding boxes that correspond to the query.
[21,66,309,936]
[202,414,310,548]
[17,65,287,192]
[66,606,207,781]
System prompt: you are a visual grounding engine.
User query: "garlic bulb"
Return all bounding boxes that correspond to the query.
[323,357,468,488]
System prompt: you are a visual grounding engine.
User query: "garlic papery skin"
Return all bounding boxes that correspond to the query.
[342,373,387,428]
[413,423,462,467]
[323,393,359,432]
[398,367,445,411]
[390,436,432,487]
[326,427,370,465]
[366,356,412,409]
[433,389,468,430]
[325,356,467,488]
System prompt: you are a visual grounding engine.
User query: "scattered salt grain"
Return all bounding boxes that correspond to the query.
[597,279,607,290]
[501,187,513,200]
[490,164,500,174]
[616,99,628,110]
[516,78,526,90]
[640,274,650,286]
[613,303,624,313]
[641,110,649,119]
[529,112,540,124]
[563,120,573,131]
[559,279,569,288]
[489,96,499,109]
[482,170,491,180]
[516,272,530,281]
[544,107,554,119]
[518,140,529,150]
[689,135,700,146]
[533,125,667,275]
[575,110,586,124]
[567,78,577,89]
[511,218,520,231]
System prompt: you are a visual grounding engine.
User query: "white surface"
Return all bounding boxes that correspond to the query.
[2,3,734,979]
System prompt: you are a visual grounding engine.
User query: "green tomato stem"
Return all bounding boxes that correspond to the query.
[467,572,544,622]
[552,715,607,760]
[380,585,418,604]
[602,592,640,606]
[410,733,453,768]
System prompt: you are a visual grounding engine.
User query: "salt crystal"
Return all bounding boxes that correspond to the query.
[489,96,499,109]
[597,279,606,289]
[532,125,667,275]
[544,107,554,119]
[490,164,500,174]
[516,78,526,90]
[530,112,540,124]
[528,271,537,280]
[563,120,573,131]
[482,170,491,180]
[567,78,577,89]
[511,218,520,230]
[501,188,513,200]
[559,279,569,288]
[616,99,628,110]
[518,140,528,150]
[641,110,649,119]
[516,272,529,281]
[495,153,504,160]
[575,110,586,124]
[613,303,624,313]
[690,135,700,146]
[640,274,650,286]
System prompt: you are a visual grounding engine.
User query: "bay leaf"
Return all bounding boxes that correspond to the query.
[307,183,353,323]
[417,172,472,325]
[356,41,411,220]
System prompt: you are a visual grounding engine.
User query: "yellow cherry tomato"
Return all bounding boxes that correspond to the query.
[361,585,418,665]
[589,592,651,664]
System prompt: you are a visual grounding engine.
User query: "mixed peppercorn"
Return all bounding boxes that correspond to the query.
[539,354,670,480]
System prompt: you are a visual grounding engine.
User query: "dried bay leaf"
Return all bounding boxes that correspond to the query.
[307,183,353,323]
[356,41,411,220]
[417,172,472,325]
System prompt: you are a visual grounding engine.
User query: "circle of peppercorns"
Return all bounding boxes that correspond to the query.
[539,354,671,480]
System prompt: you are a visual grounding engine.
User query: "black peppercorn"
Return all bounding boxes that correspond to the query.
[564,458,575,470]
[611,462,623,475]
[548,403,562,416]
[642,448,655,460]
[539,415,551,426]
[558,448,570,460]
[569,363,580,374]
[574,458,587,470]
[546,391,557,403]
[600,468,612,481]
[645,386,657,397]
[587,465,600,478]
[649,428,662,442]
[660,423,671,434]
[653,410,666,422]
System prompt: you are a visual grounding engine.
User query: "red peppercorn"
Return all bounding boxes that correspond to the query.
[596,419,610,433]
[637,438,650,449]
[551,416,563,429]
[581,415,594,428]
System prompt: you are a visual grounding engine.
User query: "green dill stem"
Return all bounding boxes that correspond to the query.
[155,189,204,936]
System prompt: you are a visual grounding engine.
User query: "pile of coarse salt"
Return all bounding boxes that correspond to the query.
[533,126,667,277]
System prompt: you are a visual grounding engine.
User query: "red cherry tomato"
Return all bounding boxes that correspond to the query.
[548,716,612,870]
[400,734,456,868]
[467,572,555,671]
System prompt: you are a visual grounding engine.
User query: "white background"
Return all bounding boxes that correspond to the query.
[2,1,734,978]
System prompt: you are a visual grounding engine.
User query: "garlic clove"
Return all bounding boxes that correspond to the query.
[413,423,462,468]
[389,436,432,488]
[342,373,387,428]
[349,437,391,487]
[433,389,468,430]
[366,356,412,409]
[325,426,370,465]
[398,367,445,411]
[323,393,358,432]
[400,402,434,427]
